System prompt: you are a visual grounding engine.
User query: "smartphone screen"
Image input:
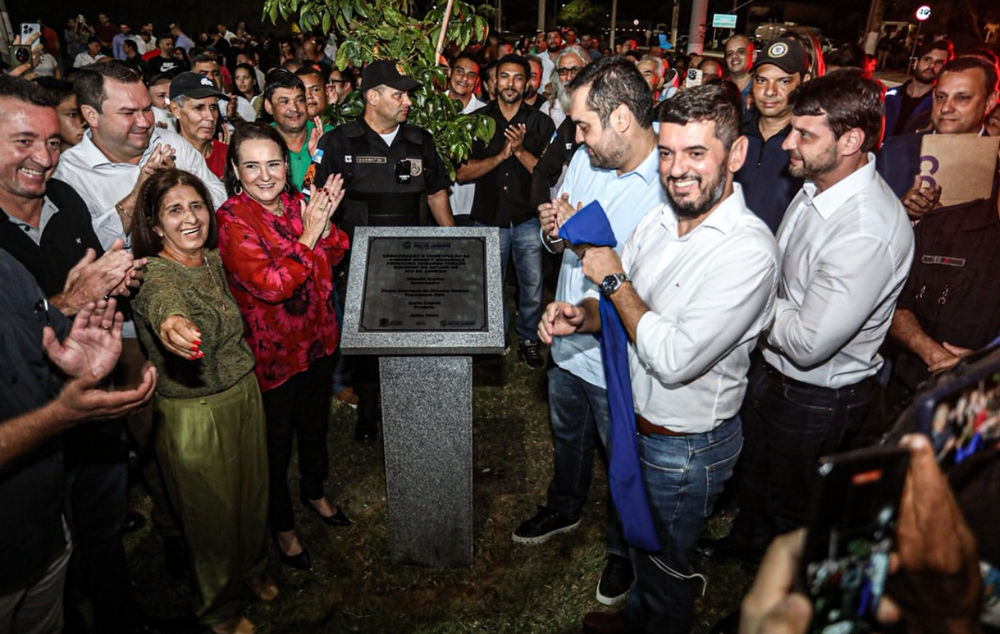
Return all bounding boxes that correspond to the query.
[798,445,910,634]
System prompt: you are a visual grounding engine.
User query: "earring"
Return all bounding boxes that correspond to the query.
[283,181,291,194]
[234,183,243,195]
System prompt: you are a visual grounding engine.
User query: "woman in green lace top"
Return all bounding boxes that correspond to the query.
[131,169,275,634]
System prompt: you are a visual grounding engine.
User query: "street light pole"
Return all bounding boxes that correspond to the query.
[610,0,618,49]
[537,0,545,34]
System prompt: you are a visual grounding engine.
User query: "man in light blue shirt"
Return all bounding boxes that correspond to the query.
[511,57,666,608]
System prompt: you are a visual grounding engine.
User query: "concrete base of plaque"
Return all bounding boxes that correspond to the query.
[340,227,504,568]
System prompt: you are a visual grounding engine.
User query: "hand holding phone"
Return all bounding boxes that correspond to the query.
[742,436,982,634]
[684,68,703,88]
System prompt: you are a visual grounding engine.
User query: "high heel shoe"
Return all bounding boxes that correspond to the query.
[300,493,353,526]
[271,532,311,571]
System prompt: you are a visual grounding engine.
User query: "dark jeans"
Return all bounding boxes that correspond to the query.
[625,415,742,634]
[545,366,627,558]
[732,361,875,552]
[261,354,336,532]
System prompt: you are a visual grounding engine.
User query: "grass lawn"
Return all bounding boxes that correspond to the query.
[121,347,753,633]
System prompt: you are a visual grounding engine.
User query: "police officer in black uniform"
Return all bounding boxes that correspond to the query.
[313,59,455,442]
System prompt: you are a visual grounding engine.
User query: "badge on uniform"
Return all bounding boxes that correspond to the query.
[409,158,423,176]
[345,155,353,163]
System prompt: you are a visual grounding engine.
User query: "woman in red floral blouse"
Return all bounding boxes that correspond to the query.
[217,123,351,571]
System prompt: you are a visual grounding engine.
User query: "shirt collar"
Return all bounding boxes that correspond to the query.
[802,153,876,220]
[625,144,660,186]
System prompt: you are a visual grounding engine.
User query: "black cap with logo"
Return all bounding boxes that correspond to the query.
[360,60,422,93]
[169,71,230,101]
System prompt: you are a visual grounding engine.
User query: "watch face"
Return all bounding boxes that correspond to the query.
[602,274,623,297]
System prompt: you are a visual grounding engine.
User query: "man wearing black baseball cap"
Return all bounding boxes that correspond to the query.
[732,36,812,234]
[169,71,230,177]
[311,60,455,443]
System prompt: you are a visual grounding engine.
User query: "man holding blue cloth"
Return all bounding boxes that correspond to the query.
[512,56,665,608]
[539,85,779,634]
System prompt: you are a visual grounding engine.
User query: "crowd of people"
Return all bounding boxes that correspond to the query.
[3,11,1000,634]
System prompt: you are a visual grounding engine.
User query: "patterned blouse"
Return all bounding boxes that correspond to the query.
[217,190,349,392]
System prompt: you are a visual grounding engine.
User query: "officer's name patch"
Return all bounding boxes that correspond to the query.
[356,156,388,164]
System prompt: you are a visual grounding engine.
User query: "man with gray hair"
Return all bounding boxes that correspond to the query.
[540,45,588,127]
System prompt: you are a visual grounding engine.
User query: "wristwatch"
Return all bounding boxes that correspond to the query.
[600,273,630,298]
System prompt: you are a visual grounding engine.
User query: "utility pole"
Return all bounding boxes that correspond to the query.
[862,0,886,53]
[688,0,709,53]
[537,0,545,33]
[671,0,680,50]
[610,0,618,49]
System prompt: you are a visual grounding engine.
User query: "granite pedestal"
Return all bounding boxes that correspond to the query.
[341,227,504,567]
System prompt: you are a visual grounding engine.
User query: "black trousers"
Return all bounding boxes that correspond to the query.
[261,354,336,532]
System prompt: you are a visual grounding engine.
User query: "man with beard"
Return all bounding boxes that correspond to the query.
[734,37,811,234]
[447,54,486,225]
[457,54,555,368]
[263,70,330,190]
[540,46,587,128]
[723,70,914,569]
[145,35,185,76]
[519,56,665,611]
[883,39,953,139]
[539,28,564,93]
[540,83,779,634]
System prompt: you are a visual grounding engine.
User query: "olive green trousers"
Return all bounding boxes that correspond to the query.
[153,372,269,626]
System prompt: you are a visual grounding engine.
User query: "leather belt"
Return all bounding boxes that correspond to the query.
[761,360,823,391]
[635,414,691,437]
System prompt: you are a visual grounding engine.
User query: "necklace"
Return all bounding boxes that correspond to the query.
[269,198,285,218]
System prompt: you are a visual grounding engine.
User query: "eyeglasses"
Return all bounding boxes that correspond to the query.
[327,79,349,86]
[557,66,582,76]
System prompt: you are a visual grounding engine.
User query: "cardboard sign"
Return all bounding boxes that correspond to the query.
[918,134,1000,207]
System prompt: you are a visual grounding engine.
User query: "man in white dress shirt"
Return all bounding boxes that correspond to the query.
[54,62,226,250]
[541,84,780,634]
[726,69,915,565]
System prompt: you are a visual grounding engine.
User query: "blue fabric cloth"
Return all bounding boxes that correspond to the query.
[558,201,661,551]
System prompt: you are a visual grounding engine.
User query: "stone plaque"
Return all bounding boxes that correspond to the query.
[360,237,486,332]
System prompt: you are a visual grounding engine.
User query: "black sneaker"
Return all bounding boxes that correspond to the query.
[511,506,580,544]
[596,554,634,606]
[518,340,544,369]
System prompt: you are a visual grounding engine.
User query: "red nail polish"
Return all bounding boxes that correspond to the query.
[191,345,199,351]
[188,354,196,360]
[197,351,204,359]
[194,340,201,346]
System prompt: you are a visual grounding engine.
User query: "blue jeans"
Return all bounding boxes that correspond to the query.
[546,366,627,558]
[480,219,543,343]
[732,361,874,551]
[625,415,742,634]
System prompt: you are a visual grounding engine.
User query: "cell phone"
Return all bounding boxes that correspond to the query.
[8,45,34,69]
[684,68,703,88]
[797,445,910,634]
[20,23,40,41]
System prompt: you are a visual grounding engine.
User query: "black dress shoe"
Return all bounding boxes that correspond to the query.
[121,511,147,534]
[271,533,311,571]
[300,493,353,526]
